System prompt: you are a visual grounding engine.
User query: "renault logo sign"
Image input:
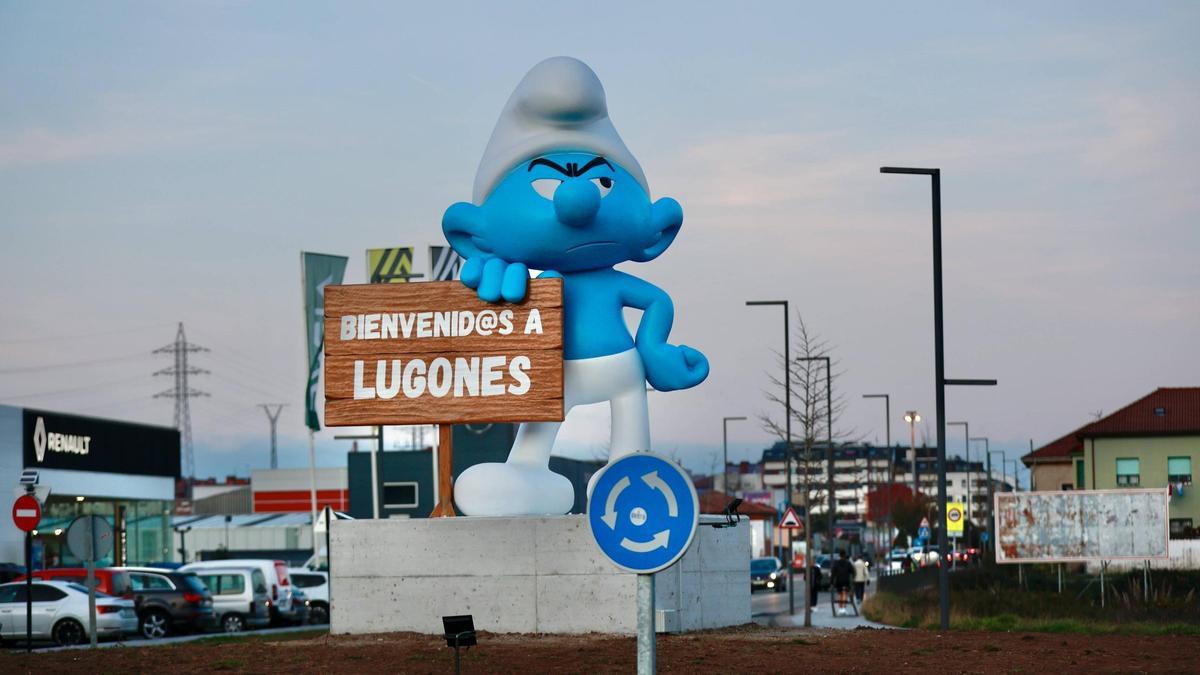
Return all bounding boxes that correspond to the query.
[33,416,46,462]
[32,416,91,462]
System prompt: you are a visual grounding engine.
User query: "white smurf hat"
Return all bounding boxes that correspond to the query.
[472,56,648,204]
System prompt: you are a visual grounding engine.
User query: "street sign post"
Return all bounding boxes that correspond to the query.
[587,452,699,675]
[12,494,41,652]
[66,515,114,648]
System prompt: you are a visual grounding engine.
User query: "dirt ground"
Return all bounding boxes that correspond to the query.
[2,624,1196,674]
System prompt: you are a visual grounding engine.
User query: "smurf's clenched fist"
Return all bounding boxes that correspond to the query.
[639,343,709,392]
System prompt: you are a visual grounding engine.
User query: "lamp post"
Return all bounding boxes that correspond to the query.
[722,416,747,494]
[971,437,992,555]
[988,450,1007,493]
[746,300,804,624]
[881,165,998,630]
[904,411,921,493]
[947,422,971,524]
[1006,459,1021,492]
[797,356,833,549]
[863,394,891,551]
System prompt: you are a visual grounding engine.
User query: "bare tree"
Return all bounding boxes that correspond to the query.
[757,312,857,528]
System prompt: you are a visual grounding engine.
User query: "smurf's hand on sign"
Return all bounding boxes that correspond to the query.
[639,342,709,392]
[460,256,530,303]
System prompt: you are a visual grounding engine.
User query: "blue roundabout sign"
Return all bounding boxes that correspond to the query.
[587,452,699,574]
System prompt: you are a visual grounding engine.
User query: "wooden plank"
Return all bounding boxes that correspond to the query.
[323,279,564,427]
[324,281,562,356]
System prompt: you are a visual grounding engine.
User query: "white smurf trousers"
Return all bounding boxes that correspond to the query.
[453,348,650,516]
[509,347,651,465]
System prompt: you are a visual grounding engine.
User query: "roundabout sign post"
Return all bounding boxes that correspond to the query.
[587,452,699,674]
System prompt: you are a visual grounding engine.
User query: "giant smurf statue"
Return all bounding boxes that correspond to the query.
[442,57,708,516]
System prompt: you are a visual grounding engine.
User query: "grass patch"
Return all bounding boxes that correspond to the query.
[790,637,817,645]
[865,591,1200,636]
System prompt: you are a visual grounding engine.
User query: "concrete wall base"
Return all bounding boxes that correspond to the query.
[330,515,749,635]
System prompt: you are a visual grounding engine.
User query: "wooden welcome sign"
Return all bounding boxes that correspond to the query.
[322,279,564,516]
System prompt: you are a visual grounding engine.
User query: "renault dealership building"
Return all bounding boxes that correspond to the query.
[0,405,180,568]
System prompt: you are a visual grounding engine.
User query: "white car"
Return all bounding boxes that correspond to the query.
[181,559,305,625]
[288,568,329,624]
[0,580,137,645]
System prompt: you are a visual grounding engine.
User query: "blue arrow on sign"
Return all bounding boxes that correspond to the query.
[587,452,700,574]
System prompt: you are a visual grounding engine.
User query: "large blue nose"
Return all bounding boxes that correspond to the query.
[553,179,601,227]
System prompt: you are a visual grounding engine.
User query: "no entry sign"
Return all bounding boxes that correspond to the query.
[323,279,564,426]
[12,494,41,532]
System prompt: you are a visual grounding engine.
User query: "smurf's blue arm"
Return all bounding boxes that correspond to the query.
[619,273,674,348]
[619,274,709,392]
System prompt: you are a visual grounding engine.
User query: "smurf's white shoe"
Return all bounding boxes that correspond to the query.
[454,462,575,516]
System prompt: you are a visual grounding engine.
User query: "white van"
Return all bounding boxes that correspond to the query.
[181,559,305,625]
[191,567,272,632]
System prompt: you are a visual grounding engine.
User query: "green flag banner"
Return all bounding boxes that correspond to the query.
[302,252,348,431]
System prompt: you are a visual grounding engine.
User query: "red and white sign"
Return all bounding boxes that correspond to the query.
[12,494,41,532]
[779,506,803,530]
[919,516,931,530]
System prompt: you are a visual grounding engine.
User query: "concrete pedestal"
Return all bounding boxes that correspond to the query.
[330,515,749,635]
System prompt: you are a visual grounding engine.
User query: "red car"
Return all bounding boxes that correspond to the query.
[15,568,133,598]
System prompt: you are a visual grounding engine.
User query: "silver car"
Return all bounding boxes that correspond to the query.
[0,580,137,645]
[191,567,271,633]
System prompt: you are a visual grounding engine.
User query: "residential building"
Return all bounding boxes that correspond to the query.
[1022,431,1082,491]
[1026,387,1198,537]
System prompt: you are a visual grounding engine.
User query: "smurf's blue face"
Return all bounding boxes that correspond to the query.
[443,152,683,273]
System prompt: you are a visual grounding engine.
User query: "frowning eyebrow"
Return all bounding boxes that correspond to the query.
[528,158,570,175]
[527,156,613,177]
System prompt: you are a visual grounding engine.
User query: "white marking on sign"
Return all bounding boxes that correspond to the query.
[630,507,647,526]
[601,476,631,529]
[16,509,37,518]
[642,471,678,517]
[620,530,670,552]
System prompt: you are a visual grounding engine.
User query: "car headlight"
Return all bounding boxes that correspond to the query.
[769,572,777,579]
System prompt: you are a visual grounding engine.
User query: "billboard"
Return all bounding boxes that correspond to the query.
[994,489,1169,563]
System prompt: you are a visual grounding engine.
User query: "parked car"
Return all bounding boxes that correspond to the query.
[885,549,910,573]
[0,563,27,584]
[16,567,133,598]
[115,567,217,638]
[750,557,788,593]
[0,580,137,645]
[181,559,305,625]
[191,566,272,633]
[288,568,329,624]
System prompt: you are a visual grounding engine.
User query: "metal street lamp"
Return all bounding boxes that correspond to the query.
[970,437,993,555]
[904,411,921,493]
[1006,459,1021,492]
[722,416,748,494]
[881,165,998,630]
[947,422,971,524]
[863,394,891,551]
[745,300,804,624]
[797,356,833,549]
[988,450,1008,493]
